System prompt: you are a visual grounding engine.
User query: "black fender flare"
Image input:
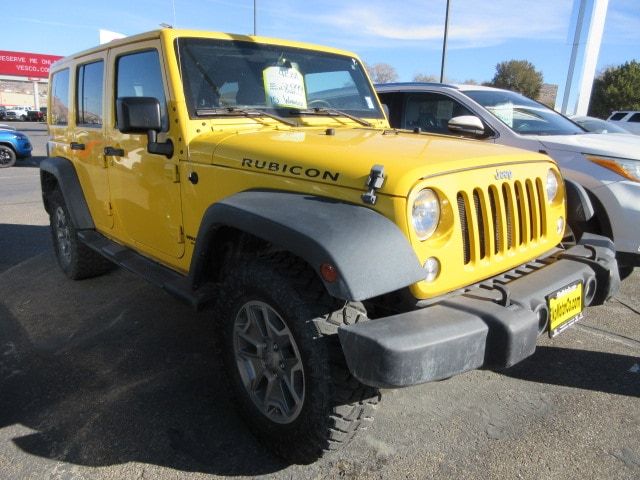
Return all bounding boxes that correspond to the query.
[40,157,95,230]
[564,178,594,224]
[189,191,425,301]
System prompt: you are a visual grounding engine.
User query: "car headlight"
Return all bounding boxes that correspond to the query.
[412,188,440,240]
[586,154,640,182]
[546,168,560,202]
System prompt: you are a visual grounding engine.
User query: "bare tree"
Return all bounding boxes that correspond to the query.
[364,62,399,84]
[413,73,439,83]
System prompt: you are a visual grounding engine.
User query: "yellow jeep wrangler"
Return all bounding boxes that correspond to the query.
[41,29,619,462]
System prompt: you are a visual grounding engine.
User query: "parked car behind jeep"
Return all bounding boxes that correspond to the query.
[26,107,46,121]
[377,83,640,278]
[42,29,619,462]
[0,126,32,167]
[607,111,640,134]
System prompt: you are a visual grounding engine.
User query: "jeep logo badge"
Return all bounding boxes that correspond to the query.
[494,169,513,180]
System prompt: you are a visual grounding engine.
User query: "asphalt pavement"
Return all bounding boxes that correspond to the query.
[0,122,639,479]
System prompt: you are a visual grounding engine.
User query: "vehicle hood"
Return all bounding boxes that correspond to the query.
[538,133,640,160]
[190,127,551,195]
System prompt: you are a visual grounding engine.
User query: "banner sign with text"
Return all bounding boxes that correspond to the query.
[0,50,63,79]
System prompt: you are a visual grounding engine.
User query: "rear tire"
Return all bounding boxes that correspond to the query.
[48,189,113,280]
[0,145,16,168]
[217,254,379,463]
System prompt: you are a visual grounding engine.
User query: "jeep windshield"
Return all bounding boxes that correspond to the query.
[464,89,585,136]
[176,37,384,123]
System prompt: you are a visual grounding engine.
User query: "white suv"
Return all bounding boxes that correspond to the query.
[5,106,33,121]
[607,111,640,135]
[377,83,640,278]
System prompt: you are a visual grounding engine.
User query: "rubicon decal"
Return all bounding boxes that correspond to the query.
[242,158,340,182]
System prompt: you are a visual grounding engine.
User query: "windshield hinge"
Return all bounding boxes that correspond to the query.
[362,164,385,205]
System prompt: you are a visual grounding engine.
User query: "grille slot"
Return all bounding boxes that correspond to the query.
[489,187,500,254]
[458,175,548,264]
[515,181,526,246]
[502,183,514,249]
[473,189,486,259]
[458,193,471,264]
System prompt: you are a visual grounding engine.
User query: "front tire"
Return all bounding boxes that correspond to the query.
[0,145,16,168]
[48,189,113,279]
[217,254,379,463]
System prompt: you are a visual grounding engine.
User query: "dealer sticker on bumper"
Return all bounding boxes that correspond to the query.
[547,281,583,337]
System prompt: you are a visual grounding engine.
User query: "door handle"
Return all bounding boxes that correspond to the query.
[104,146,125,157]
[70,142,85,150]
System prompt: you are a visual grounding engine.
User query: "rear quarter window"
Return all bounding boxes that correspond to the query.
[50,69,70,125]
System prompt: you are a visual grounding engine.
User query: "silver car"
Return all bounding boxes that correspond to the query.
[376,83,640,278]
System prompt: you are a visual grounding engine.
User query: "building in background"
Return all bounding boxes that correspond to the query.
[537,83,559,108]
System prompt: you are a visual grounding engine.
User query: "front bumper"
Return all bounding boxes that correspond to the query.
[338,234,619,388]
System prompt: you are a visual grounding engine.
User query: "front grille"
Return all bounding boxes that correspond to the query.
[458,178,547,265]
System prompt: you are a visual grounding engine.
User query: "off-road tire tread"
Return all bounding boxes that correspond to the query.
[48,189,113,280]
[217,252,380,463]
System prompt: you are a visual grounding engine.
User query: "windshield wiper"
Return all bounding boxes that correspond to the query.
[291,107,372,127]
[196,107,297,127]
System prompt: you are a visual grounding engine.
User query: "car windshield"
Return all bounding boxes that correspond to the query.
[574,117,630,134]
[464,89,585,136]
[176,37,383,120]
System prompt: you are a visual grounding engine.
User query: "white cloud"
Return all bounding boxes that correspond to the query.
[261,0,574,49]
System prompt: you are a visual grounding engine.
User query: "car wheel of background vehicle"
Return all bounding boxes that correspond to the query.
[48,189,114,280]
[217,253,379,463]
[20,115,27,121]
[0,145,16,168]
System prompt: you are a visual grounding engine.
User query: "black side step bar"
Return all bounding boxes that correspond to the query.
[77,230,215,310]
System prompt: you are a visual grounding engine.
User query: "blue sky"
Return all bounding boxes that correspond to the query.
[3,0,638,96]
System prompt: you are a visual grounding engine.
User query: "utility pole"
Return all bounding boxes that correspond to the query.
[439,0,451,83]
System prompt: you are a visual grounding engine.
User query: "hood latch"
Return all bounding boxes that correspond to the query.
[362,164,385,205]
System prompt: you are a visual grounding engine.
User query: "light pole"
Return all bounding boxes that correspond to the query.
[439,0,451,83]
[253,0,257,35]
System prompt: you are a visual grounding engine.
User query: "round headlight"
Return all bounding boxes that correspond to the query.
[546,169,559,202]
[412,189,440,240]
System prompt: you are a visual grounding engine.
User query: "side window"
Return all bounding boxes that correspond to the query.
[51,69,70,125]
[628,113,640,123]
[403,93,473,134]
[116,50,168,130]
[609,112,626,121]
[76,60,104,126]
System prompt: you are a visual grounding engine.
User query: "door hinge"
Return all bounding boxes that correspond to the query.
[165,163,180,183]
[106,201,113,216]
[100,154,108,169]
[174,225,185,244]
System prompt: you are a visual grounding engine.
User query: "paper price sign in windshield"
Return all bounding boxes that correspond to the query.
[263,66,307,109]
[487,102,514,127]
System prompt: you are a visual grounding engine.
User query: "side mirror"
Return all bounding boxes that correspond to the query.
[448,115,485,137]
[116,97,173,158]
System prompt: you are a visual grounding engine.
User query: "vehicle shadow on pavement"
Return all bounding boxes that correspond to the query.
[15,155,46,168]
[502,345,640,398]
[0,257,289,475]
[0,224,50,274]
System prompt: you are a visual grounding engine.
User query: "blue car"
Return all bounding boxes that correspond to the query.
[0,126,32,167]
